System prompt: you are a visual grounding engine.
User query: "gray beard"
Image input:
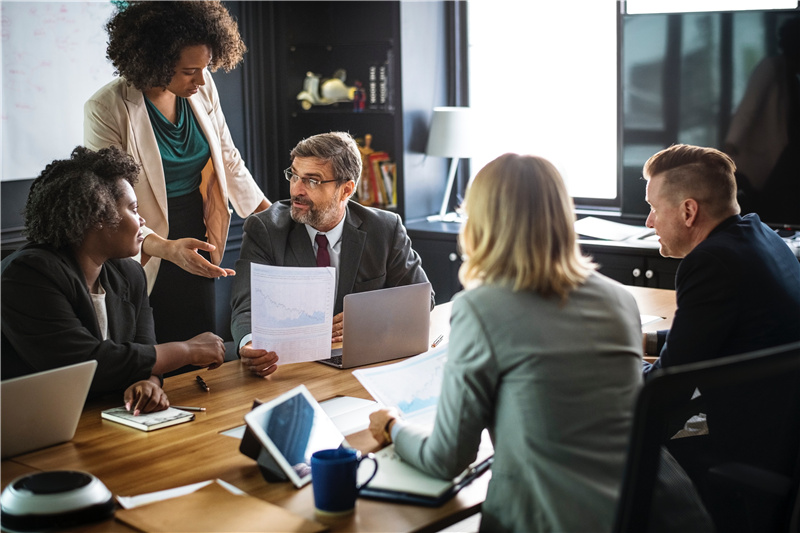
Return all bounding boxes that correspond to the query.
[290,199,340,229]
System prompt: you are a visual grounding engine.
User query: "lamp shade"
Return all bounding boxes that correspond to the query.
[425,107,473,158]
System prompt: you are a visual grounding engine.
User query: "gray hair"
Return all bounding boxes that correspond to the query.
[290,131,362,186]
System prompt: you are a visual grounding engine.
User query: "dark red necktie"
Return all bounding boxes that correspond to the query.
[315,233,330,267]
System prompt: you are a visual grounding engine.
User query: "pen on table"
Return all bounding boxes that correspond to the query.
[431,334,444,348]
[172,405,207,412]
[196,375,210,392]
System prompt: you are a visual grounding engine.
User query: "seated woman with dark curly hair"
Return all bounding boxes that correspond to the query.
[1,146,225,414]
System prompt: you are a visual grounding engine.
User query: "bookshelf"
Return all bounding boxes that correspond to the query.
[272,2,403,213]
[262,1,451,221]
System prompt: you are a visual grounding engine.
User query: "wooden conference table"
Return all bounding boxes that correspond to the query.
[1,286,675,533]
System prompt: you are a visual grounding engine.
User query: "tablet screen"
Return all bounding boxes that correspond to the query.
[244,385,346,487]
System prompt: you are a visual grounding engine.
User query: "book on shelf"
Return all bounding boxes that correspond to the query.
[101,406,194,432]
[368,151,391,207]
[378,62,388,106]
[357,166,373,206]
[379,160,397,207]
[368,65,378,108]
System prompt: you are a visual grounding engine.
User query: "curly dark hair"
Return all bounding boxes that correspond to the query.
[105,1,246,91]
[24,146,141,249]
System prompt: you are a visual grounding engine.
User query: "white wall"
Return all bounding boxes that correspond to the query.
[1,1,116,181]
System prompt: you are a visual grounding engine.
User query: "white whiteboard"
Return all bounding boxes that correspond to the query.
[1,1,116,181]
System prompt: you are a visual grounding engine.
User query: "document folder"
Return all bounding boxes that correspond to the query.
[358,447,493,507]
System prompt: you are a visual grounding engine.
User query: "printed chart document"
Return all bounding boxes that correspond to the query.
[353,344,494,506]
[251,264,335,365]
[352,344,449,428]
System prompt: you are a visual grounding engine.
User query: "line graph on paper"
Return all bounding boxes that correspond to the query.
[252,274,332,332]
[250,264,336,364]
[352,345,449,428]
[253,285,326,329]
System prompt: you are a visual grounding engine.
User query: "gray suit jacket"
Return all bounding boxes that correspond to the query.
[230,200,433,350]
[393,273,710,532]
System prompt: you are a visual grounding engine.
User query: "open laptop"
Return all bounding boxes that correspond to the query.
[318,282,432,369]
[1,360,97,459]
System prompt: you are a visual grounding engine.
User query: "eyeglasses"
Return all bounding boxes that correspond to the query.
[284,168,341,189]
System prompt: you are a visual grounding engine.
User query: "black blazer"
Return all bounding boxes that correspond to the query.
[230,200,433,350]
[1,243,157,396]
[647,214,800,471]
[649,213,800,369]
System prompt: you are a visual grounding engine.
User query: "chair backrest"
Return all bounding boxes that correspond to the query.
[613,341,800,533]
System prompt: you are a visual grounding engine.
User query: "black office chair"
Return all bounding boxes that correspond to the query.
[613,341,800,533]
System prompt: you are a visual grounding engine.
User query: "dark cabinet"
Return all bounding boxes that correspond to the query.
[583,246,680,289]
[412,236,463,305]
[407,219,682,300]
[406,219,463,304]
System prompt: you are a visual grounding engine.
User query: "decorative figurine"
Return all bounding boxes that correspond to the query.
[296,69,356,110]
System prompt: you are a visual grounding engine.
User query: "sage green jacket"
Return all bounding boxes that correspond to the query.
[394,272,708,532]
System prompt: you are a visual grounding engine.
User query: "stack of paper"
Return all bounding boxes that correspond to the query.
[574,216,654,241]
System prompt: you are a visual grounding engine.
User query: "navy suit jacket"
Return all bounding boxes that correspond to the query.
[230,200,433,350]
[646,214,800,470]
[1,244,157,396]
[647,213,800,371]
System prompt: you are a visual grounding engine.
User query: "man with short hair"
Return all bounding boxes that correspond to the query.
[640,143,800,511]
[642,143,800,370]
[231,132,433,378]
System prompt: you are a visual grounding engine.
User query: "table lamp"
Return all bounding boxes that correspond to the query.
[425,107,473,222]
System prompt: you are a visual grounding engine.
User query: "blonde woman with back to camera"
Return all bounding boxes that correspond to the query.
[369,153,712,532]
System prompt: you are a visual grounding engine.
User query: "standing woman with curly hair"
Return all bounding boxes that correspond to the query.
[1,146,225,414]
[84,1,270,350]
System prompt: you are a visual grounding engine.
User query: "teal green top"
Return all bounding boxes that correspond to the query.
[144,96,210,198]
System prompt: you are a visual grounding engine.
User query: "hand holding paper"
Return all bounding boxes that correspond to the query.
[251,264,336,365]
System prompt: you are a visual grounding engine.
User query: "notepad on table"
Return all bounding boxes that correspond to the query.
[358,444,493,507]
[101,406,194,432]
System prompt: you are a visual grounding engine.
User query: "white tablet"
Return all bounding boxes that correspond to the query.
[243,385,347,488]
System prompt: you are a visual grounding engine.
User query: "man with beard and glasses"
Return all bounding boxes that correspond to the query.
[230,132,433,378]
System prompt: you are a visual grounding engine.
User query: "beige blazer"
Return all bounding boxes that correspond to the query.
[84,72,266,293]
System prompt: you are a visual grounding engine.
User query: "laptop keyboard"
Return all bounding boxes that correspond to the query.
[328,354,343,367]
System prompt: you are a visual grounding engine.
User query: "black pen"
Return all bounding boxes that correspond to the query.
[196,375,210,392]
[431,334,444,348]
[172,405,206,412]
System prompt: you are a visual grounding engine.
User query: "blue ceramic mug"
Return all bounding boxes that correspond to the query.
[310,448,378,515]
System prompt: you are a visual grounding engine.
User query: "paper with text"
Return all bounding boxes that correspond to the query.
[251,264,335,365]
[352,344,448,428]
